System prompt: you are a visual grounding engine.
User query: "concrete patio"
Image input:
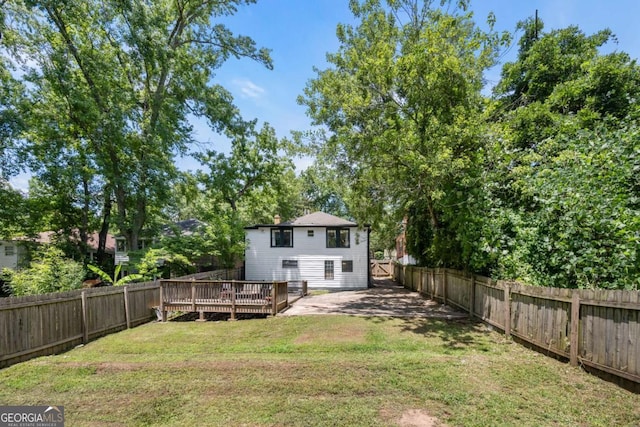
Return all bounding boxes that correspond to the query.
[281,278,468,319]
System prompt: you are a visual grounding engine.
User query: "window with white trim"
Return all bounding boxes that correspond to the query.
[324,260,334,280]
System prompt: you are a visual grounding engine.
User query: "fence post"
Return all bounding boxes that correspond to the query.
[271,282,277,315]
[303,280,308,296]
[81,290,89,344]
[284,282,289,307]
[124,286,131,329]
[570,291,580,366]
[230,281,237,320]
[191,282,196,313]
[430,269,435,299]
[443,269,448,305]
[469,275,476,319]
[159,282,167,322]
[503,282,511,338]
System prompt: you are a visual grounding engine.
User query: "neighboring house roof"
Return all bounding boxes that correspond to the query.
[35,231,116,254]
[114,219,207,243]
[6,231,116,254]
[245,211,359,229]
[162,218,206,236]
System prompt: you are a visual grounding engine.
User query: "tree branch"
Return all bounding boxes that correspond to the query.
[46,6,107,114]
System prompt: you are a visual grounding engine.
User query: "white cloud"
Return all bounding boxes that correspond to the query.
[232,78,266,99]
[9,172,31,192]
[293,155,314,175]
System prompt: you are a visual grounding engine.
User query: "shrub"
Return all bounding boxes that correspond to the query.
[6,246,85,295]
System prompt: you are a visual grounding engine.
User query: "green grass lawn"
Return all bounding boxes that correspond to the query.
[1,316,638,426]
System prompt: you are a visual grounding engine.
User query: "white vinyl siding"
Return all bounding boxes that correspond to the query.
[0,241,22,270]
[245,226,368,290]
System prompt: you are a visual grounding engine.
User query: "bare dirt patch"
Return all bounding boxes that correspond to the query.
[397,409,445,427]
[380,408,446,427]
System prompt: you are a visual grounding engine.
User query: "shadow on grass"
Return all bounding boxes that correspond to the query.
[395,317,494,350]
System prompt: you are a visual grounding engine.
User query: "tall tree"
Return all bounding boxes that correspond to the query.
[300,0,508,267]
[3,0,272,258]
[190,123,300,266]
[0,29,30,238]
[196,123,295,218]
[297,164,350,219]
[483,19,640,288]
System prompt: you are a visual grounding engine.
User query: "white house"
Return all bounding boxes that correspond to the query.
[244,212,371,290]
[0,240,28,270]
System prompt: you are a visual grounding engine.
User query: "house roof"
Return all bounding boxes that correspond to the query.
[286,212,356,227]
[245,211,360,229]
[161,218,206,236]
[16,231,117,254]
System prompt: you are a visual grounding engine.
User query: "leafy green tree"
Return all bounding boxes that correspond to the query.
[135,248,194,279]
[483,18,640,288]
[196,123,296,217]
[3,0,272,259]
[5,246,85,295]
[297,164,350,219]
[0,182,29,239]
[300,0,508,267]
[0,55,25,181]
[495,20,640,122]
[0,38,31,238]
[189,122,301,267]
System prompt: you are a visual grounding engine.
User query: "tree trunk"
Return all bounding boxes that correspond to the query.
[96,188,112,266]
[79,173,90,258]
[426,195,440,230]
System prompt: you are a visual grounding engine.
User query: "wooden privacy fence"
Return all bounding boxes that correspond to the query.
[0,268,244,369]
[0,281,159,368]
[394,264,640,385]
[159,280,289,320]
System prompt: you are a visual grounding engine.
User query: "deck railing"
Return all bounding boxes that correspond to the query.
[159,280,289,320]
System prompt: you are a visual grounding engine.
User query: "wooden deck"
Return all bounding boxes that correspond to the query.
[159,280,290,321]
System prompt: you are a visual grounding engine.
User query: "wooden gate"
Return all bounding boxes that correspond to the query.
[371,260,393,278]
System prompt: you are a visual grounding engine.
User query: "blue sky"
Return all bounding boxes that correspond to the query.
[185,0,640,171]
[10,0,640,189]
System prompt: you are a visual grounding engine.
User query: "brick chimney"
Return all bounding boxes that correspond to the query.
[274,214,281,225]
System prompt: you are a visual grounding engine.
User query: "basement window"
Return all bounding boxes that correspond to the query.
[282,260,298,268]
